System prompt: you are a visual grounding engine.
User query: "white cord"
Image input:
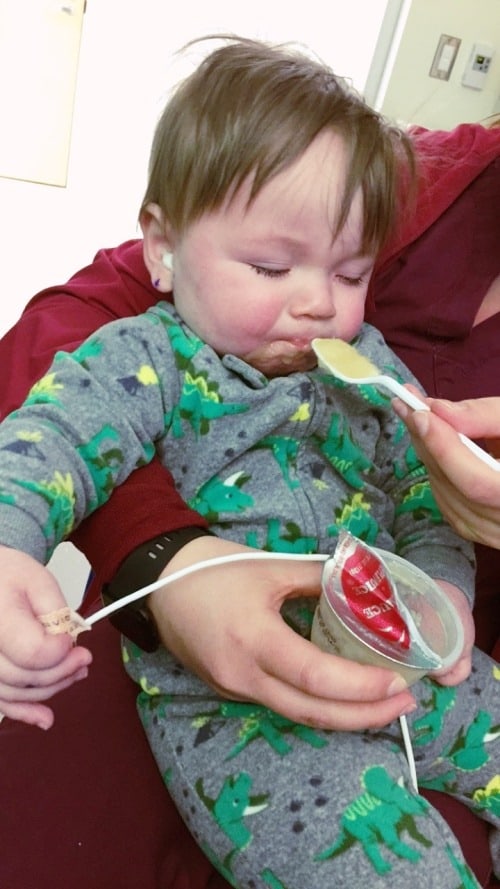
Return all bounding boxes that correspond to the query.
[400,714,418,792]
[86,550,329,626]
[86,548,419,789]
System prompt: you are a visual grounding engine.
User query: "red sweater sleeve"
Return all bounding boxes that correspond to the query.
[0,240,207,603]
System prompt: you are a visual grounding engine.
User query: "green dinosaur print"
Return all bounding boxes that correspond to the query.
[393,443,425,480]
[261,868,289,888]
[76,425,125,508]
[16,470,76,542]
[131,667,172,728]
[439,710,500,771]
[56,337,104,367]
[327,490,379,543]
[199,843,239,888]
[472,775,500,818]
[315,370,390,408]
[446,844,480,889]
[137,689,171,725]
[314,413,373,489]
[193,700,328,758]
[316,765,431,876]
[22,372,65,407]
[189,471,254,522]
[196,771,268,850]
[395,480,443,524]
[412,683,457,746]
[122,639,147,661]
[0,489,16,506]
[357,382,393,407]
[246,518,317,554]
[417,706,500,795]
[417,770,458,795]
[164,370,249,438]
[163,316,205,366]
[253,435,300,489]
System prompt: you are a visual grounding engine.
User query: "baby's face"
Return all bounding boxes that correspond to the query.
[171,129,374,377]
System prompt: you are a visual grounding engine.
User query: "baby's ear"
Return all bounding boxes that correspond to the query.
[140,203,174,292]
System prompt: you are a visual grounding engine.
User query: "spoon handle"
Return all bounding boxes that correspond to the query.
[379,377,500,472]
[457,432,500,472]
[378,376,430,411]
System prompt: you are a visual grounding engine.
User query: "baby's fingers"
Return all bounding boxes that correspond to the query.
[0,644,91,690]
[0,700,56,730]
[0,664,89,730]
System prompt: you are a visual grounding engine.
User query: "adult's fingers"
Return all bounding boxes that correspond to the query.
[429,396,500,440]
[226,616,415,731]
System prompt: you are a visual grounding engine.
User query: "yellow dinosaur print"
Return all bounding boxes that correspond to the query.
[290,402,310,422]
[28,372,64,400]
[136,364,160,386]
[472,774,500,817]
[15,430,43,443]
[139,675,161,696]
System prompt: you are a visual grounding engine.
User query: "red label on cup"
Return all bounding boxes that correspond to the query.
[340,545,410,650]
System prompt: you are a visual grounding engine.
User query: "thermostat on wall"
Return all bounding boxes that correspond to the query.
[462,42,494,90]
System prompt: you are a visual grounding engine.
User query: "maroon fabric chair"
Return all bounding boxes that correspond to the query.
[0,617,228,889]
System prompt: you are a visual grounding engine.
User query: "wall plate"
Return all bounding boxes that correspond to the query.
[429,34,461,81]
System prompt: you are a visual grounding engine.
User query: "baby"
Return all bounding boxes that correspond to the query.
[0,36,497,889]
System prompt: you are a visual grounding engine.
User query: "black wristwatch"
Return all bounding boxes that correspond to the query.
[102,527,212,651]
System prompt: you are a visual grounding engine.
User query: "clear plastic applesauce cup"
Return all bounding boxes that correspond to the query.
[310,531,464,686]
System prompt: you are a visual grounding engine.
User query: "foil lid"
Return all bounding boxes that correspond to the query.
[322,531,443,671]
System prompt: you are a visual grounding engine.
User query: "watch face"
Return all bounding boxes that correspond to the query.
[109,608,159,652]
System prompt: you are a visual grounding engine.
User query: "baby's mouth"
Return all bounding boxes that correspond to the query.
[281,351,314,367]
[248,341,317,376]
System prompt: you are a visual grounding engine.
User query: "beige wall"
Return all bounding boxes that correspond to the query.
[0,0,85,187]
[379,0,500,128]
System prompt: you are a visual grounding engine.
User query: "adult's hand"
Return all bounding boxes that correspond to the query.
[393,395,500,549]
[0,546,92,729]
[428,580,474,687]
[148,536,416,732]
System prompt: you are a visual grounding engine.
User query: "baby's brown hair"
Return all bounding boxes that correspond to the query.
[142,36,414,255]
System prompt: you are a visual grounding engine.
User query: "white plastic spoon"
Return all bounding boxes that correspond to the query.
[312,337,500,472]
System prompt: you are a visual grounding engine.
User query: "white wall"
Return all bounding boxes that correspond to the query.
[4,0,387,604]
[0,0,388,340]
[378,0,500,128]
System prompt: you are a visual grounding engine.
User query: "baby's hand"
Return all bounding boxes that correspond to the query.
[428,580,474,686]
[0,545,92,729]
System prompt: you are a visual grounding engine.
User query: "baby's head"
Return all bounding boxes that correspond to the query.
[141,36,413,256]
[140,37,415,377]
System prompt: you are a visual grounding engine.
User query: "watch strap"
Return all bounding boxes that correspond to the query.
[103,526,212,651]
